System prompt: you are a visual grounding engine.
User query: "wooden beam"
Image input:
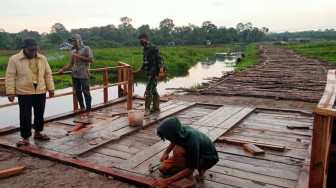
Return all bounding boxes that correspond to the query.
[0,166,26,178]
[218,136,286,151]
[127,71,133,110]
[309,114,333,188]
[103,70,108,103]
[243,143,265,155]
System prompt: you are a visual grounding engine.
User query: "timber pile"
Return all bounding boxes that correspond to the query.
[201,45,335,102]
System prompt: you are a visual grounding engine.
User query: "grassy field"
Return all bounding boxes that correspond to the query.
[280,40,336,65]
[0,45,237,89]
[235,44,259,71]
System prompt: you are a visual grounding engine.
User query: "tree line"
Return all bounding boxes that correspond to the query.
[0,17,269,50]
[0,16,335,50]
[265,29,336,41]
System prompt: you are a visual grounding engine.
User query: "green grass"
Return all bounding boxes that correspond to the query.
[280,40,336,65]
[0,45,237,89]
[190,83,204,89]
[235,44,259,71]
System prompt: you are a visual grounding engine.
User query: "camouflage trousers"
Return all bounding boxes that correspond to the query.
[145,75,158,98]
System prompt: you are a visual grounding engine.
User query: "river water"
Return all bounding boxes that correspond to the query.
[0,55,236,128]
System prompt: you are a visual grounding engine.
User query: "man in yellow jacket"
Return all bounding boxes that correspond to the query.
[5,39,55,146]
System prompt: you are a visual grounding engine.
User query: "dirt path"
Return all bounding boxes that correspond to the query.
[0,147,136,188]
[201,45,335,102]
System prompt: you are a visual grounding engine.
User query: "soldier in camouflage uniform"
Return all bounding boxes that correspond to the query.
[132,34,164,116]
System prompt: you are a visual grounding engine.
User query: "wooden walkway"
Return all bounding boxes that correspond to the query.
[0,98,314,187]
[201,45,335,102]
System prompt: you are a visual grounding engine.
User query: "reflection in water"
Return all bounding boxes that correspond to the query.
[0,54,236,128]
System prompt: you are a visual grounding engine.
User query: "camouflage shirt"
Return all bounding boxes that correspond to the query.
[140,44,164,76]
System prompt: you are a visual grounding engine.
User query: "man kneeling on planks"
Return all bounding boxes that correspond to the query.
[153,117,219,187]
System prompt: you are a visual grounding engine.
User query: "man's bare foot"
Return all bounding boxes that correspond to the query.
[195,168,206,181]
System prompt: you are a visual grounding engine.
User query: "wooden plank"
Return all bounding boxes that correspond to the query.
[210,165,298,187]
[243,143,265,155]
[0,126,20,136]
[80,151,125,167]
[194,106,237,127]
[296,143,311,188]
[217,152,302,171]
[66,116,120,135]
[103,143,142,154]
[216,143,304,165]
[241,121,312,136]
[226,131,311,150]
[317,69,336,109]
[93,147,133,160]
[232,127,312,142]
[217,107,255,129]
[217,159,300,181]
[115,141,170,170]
[67,122,87,133]
[0,166,26,178]
[218,136,286,151]
[217,142,307,161]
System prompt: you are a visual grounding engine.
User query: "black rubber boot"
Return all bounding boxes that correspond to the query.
[144,95,152,116]
[151,94,160,112]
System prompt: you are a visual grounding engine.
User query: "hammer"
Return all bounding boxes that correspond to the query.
[149,162,162,173]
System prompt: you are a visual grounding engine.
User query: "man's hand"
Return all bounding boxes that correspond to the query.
[8,94,15,102]
[159,72,164,79]
[160,153,169,162]
[48,90,55,98]
[72,54,82,60]
[153,177,170,188]
[132,69,141,75]
[58,69,64,75]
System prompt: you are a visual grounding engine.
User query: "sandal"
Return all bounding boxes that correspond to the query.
[16,140,30,146]
[33,134,50,140]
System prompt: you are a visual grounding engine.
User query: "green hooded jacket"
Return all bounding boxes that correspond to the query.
[157,117,219,169]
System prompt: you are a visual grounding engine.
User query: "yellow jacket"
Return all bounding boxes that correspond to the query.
[5,50,55,95]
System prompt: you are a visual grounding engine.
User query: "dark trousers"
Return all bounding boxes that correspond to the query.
[18,94,46,138]
[72,77,92,112]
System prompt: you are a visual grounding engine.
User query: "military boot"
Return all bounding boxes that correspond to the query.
[150,94,161,113]
[144,95,152,116]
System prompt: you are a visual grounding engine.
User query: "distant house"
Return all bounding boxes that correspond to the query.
[289,38,310,43]
[274,41,288,45]
[205,40,211,45]
[168,42,175,46]
[59,42,73,50]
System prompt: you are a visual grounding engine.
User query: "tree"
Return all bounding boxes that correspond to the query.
[118,16,133,29]
[201,21,217,33]
[50,23,69,41]
[17,29,41,41]
[138,25,151,35]
[159,18,175,33]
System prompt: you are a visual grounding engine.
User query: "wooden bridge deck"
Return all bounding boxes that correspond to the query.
[0,98,313,187]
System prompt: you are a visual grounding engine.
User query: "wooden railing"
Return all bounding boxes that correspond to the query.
[310,69,336,187]
[0,62,133,110]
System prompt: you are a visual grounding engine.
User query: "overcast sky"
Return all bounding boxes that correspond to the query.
[0,0,335,33]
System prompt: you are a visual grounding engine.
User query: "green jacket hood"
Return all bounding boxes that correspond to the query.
[157,117,189,144]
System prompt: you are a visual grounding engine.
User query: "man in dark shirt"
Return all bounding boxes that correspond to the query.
[153,117,219,187]
[132,34,164,116]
